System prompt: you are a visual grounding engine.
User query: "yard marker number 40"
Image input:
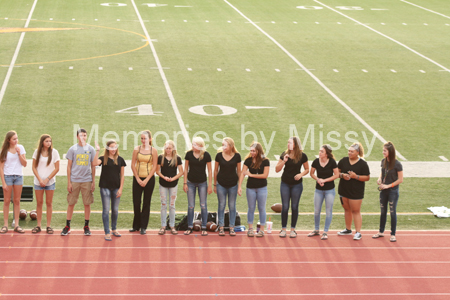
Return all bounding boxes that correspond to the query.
[116,105,162,116]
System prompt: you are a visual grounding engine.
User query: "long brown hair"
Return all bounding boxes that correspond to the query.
[103,140,119,165]
[322,144,335,160]
[245,141,266,170]
[34,134,53,167]
[0,131,17,162]
[285,136,303,163]
[383,141,396,170]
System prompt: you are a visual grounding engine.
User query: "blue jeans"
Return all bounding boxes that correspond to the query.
[159,185,177,227]
[4,175,23,186]
[314,188,336,232]
[217,183,238,227]
[187,181,208,229]
[379,186,399,236]
[100,188,121,234]
[246,186,267,226]
[280,181,303,229]
[34,183,56,191]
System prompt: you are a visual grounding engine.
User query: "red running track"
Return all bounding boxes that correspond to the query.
[1,230,450,299]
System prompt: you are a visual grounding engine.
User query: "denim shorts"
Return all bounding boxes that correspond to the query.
[34,183,56,191]
[4,175,23,186]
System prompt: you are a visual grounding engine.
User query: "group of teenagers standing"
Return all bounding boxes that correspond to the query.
[0,129,403,242]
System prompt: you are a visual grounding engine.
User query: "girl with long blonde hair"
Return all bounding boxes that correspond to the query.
[156,140,183,235]
[183,137,212,236]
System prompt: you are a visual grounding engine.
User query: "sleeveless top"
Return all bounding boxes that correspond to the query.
[136,146,153,178]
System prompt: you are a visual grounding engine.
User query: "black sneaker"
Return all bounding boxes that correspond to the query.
[337,229,352,235]
[61,226,70,236]
[84,226,91,236]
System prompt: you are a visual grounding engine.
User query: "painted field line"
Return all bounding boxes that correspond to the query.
[439,156,448,161]
[223,0,407,161]
[2,294,450,297]
[400,0,450,19]
[0,0,38,106]
[130,0,190,148]
[4,276,450,279]
[3,260,450,264]
[3,246,450,250]
[315,0,450,74]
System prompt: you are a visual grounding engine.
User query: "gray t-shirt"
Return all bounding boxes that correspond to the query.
[67,144,95,183]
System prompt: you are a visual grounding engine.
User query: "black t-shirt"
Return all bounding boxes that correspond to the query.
[244,157,270,189]
[215,152,242,188]
[185,151,211,183]
[98,156,127,189]
[280,151,308,185]
[338,157,370,199]
[158,155,182,188]
[311,158,338,190]
[380,159,403,185]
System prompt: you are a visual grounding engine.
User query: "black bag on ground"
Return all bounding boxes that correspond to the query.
[166,214,188,231]
[224,211,241,230]
[196,212,217,223]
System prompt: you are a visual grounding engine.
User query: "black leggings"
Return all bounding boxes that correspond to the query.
[132,176,155,230]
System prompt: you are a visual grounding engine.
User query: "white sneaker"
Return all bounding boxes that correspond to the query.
[353,232,362,240]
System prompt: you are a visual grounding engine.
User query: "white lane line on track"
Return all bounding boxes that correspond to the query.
[2,294,450,297]
[223,0,407,161]
[2,261,450,264]
[315,0,450,73]
[131,0,191,148]
[0,0,38,106]
[2,246,450,250]
[3,276,450,279]
[400,0,450,19]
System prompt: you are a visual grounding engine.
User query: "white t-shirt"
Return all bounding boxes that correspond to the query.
[32,149,60,186]
[4,144,26,176]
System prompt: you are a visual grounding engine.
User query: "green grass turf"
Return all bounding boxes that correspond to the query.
[3,176,449,231]
[0,1,450,230]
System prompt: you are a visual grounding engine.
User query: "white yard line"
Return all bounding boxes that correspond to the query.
[314,0,450,73]
[223,0,407,161]
[130,0,191,148]
[0,0,38,106]
[400,0,450,19]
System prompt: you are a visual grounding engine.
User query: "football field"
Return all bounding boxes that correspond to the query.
[0,0,449,230]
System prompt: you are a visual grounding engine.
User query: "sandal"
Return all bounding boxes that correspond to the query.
[184,228,193,235]
[289,230,297,238]
[112,231,121,237]
[0,226,8,234]
[46,227,54,234]
[170,227,178,235]
[219,227,225,236]
[104,234,112,241]
[247,228,254,237]
[307,230,320,237]
[279,230,287,238]
[14,226,25,234]
[158,228,166,235]
[390,236,397,242]
[321,232,328,240]
[32,226,41,234]
[372,232,385,239]
[256,230,264,238]
[201,230,208,236]
[229,228,236,236]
